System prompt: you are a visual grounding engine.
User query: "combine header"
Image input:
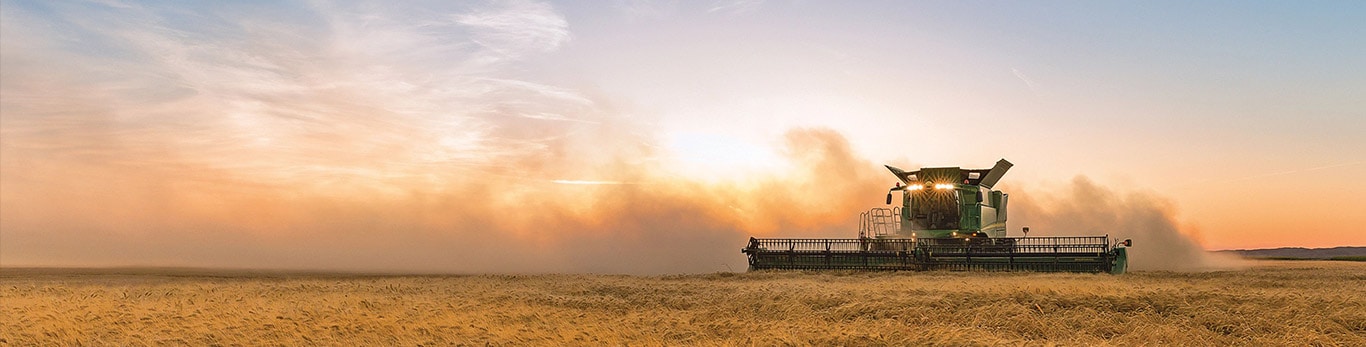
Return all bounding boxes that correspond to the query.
[742,159,1131,274]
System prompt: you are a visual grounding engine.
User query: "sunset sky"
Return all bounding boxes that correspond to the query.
[2,1,1363,273]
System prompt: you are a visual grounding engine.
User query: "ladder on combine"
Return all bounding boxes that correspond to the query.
[858,207,900,238]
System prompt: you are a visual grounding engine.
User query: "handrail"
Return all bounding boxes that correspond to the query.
[858,208,901,238]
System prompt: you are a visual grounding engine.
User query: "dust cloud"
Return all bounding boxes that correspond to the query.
[1008,177,1246,271]
[0,127,890,275]
[1,127,1241,274]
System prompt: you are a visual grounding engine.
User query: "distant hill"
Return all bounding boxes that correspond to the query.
[1217,246,1366,260]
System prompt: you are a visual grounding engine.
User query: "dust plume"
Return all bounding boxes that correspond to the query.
[0,125,888,274]
[1009,177,1246,271]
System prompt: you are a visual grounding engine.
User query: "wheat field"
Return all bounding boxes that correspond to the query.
[2,260,1362,346]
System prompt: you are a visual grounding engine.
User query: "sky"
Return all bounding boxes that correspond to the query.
[1,0,1363,273]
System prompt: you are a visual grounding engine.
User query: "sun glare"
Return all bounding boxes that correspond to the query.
[665,132,781,182]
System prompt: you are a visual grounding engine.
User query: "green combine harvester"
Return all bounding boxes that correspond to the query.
[742,159,1131,273]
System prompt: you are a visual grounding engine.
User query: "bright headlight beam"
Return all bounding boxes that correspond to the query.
[934,184,954,190]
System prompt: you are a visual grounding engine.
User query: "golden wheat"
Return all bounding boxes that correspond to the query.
[1,260,1362,346]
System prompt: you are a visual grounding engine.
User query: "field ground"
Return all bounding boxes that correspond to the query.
[2,260,1363,346]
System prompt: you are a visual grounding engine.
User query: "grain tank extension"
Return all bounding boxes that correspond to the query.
[741,159,1131,273]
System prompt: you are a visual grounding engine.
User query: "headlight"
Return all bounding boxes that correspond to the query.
[934,184,954,190]
[907,184,923,190]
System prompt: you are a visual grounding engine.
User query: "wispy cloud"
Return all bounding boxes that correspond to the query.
[708,0,765,15]
[1,0,589,192]
[519,112,602,124]
[612,0,679,21]
[1011,66,1039,93]
[551,179,634,185]
[455,0,571,57]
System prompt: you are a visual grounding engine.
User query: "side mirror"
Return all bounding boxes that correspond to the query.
[1124,239,1133,247]
[885,192,893,205]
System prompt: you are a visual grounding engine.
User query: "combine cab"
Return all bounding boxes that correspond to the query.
[742,159,1131,274]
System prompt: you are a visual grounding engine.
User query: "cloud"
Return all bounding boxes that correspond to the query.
[613,0,679,21]
[708,0,766,15]
[455,0,571,56]
[1011,67,1039,92]
[0,0,590,192]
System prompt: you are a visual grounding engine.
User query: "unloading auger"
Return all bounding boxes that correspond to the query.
[741,159,1131,273]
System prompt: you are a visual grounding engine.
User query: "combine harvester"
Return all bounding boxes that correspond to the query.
[742,159,1132,273]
